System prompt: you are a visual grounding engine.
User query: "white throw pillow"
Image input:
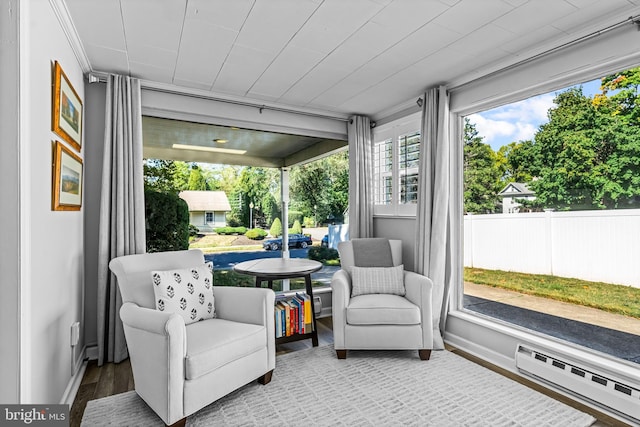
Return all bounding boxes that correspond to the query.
[351,264,405,297]
[151,265,215,324]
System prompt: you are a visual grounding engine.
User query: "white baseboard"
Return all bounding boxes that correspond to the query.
[85,345,98,360]
[60,358,87,406]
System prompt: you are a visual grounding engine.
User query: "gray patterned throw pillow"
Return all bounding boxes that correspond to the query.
[151,265,216,324]
[350,264,405,297]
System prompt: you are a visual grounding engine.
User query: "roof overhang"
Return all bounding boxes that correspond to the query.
[142,116,348,168]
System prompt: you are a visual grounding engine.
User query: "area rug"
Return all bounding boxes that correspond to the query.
[82,345,596,426]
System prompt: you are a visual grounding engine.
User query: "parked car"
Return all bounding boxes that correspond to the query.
[321,235,329,248]
[263,233,312,251]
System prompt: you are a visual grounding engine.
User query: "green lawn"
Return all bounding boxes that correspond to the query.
[464,267,640,319]
[189,234,262,253]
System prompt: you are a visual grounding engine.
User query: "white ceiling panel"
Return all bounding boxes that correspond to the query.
[433,0,514,34]
[83,44,130,76]
[493,1,577,35]
[499,25,567,56]
[127,44,178,71]
[173,21,237,86]
[119,0,186,52]
[186,0,254,32]
[248,46,325,98]
[370,0,450,33]
[213,44,274,95]
[129,61,174,84]
[551,0,633,33]
[279,63,353,105]
[446,24,514,58]
[64,0,126,50]
[232,0,320,54]
[61,0,640,120]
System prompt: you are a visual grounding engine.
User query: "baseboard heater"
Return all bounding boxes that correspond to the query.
[515,344,640,422]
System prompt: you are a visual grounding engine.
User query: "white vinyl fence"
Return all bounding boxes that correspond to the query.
[464,209,640,288]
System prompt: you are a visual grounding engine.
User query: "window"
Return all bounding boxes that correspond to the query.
[462,65,640,364]
[373,138,392,205]
[398,131,420,204]
[373,112,421,215]
[205,212,213,223]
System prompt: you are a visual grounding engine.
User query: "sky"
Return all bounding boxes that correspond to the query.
[468,78,602,151]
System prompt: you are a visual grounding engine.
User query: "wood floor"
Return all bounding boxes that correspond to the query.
[71,317,626,427]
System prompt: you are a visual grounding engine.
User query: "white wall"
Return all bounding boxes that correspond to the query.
[373,216,417,272]
[0,0,21,404]
[21,0,86,404]
[464,210,640,287]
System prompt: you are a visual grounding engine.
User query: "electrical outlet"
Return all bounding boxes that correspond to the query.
[70,321,80,347]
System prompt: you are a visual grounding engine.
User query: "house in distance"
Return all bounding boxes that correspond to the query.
[498,183,536,214]
[179,190,231,232]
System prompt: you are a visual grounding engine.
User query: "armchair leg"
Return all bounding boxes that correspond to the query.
[166,418,186,427]
[258,370,273,385]
[336,349,347,359]
[419,349,431,360]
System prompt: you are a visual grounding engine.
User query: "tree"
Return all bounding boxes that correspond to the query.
[290,219,302,234]
[143,159,181,193]
[231,167,280,228]
[496,140,536,184]
[527,78,640,210]
[269,217,282,237]
[187,165,208,190]
[463,118,502,213]
[290,151,349,224]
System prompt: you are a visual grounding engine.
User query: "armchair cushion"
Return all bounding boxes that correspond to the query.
[347,294,421,325]
[185,318,266,380]
[152,265,215,325]
[351,264,405,297]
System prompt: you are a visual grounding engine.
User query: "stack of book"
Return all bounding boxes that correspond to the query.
[275,293,313,338]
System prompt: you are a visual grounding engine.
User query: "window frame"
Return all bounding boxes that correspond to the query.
[447,63,640,392]
[372,112,421,217]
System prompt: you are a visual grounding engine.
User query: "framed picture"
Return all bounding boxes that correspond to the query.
[52,141,83,211]
[52,61,83,152]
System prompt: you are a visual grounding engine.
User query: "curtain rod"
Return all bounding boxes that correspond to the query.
[450,14,640,93]
[88,73,350,123]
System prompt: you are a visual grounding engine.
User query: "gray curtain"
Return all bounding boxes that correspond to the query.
[96,75,146,365]
[414,86,454,350]
[347,115,373,238]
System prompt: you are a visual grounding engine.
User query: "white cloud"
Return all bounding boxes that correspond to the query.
[468,92,555,149]
[467,113,515,142]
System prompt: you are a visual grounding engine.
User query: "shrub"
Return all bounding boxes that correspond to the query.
[308,246,339,263]
[290,219,302,234]
[269,217,282,237]
[288,210,304,227]
[303,216,315,228]
[245,228,267,240]
[215,226,247,235]
[188,224,200,237]
[145,189,189,253]
[226,211,242,227]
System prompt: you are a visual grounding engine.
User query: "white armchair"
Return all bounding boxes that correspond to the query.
[331,239,433,360]
[109,249,275,426]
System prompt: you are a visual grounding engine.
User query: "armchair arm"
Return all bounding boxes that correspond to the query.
[212,286,275,371]
[119,302,186,425]
[212,286,275,325]
[330,269,351,349]
[404,272,434,350]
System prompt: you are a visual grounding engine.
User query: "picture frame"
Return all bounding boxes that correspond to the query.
[52,141,83,211]
[52,61,83,152]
